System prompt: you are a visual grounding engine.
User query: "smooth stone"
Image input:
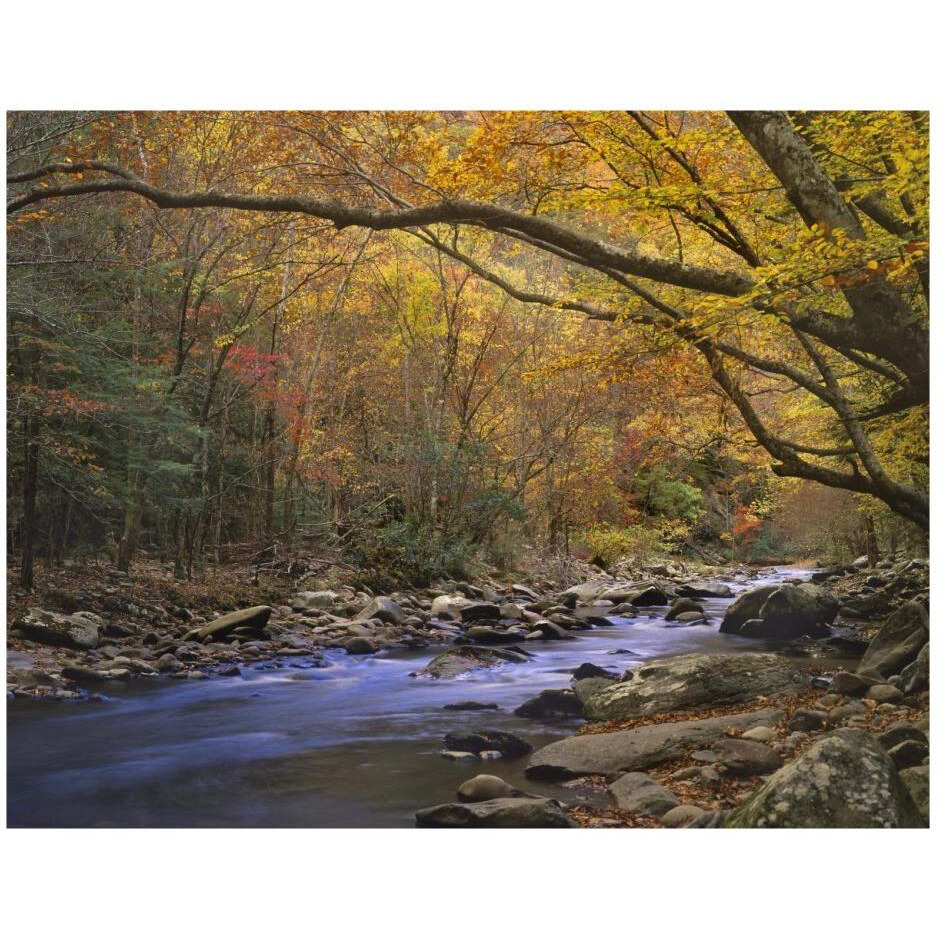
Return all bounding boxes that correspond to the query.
[415,798,575,828]
[661,805,706,828]
[713,738,783,777]
[608,772,679,815]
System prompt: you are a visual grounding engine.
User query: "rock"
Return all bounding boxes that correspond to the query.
[443,730,533,758]
[443,701,499,711]
[662,805,706,827]
[12,608,101,649]
[463,625,528,644]
[499,602,524,619]
[829,700,867,722]
[185,606,272,642]
[430,594,466,618]
[713,738,783,777]
[573,677,618,706]
[898,766,929,823]
[829,671,874,696]
[218,664,241,677]
[581,653,808,722]
[866,683,903,704]
[676,581,732,598]
[608,772,679,815]
[572,662,618,681]
[630,586,669,607]
[789,708,830,732]
[354,596,406,625]
[344,636,378,655]
[876,722,927,752]
[416,798,575,828]
[525,707,784,780]
[722,584,837,639]
[741,726,777,743]
[718,585,778,634]
[887,740,928,770]
[457,602,502,622]
[457,774,534,802]
[155,653,184,673]
[665,597,704,621]
[418,645,529,679]
[289,590,339,611]
[10,667,59,688]
[857,603,929,678]
[898,643,929,694]
[514,689,583,719]
[440,751,479,762]
[528,620,574,640]
[726,729,924,828]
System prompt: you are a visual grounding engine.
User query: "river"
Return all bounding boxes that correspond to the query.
[7,567,819,827]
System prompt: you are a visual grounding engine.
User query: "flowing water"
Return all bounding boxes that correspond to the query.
[7,567,822,828]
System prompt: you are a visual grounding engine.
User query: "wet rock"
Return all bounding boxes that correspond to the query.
[665,597,704,621]
[662,805,706,827]
[630,586,669,607]
[9,667,59,689]
[525,707,784,780]
[218,664,241,677]
[457,774,535,802]
[457,602,502,622]
[354,596,406,625]
[898,765,929,823]
[572,662,618,681]
[729,729,926,828]
[185,606,272,642]
[443,701,500,711]
[464,625,528,644]
[514,689,583,719]
[443,730,533,758]
[676,582,732,598]
[440,751,479,763]
[416,797,575,828]
[857,602,929,678]
[608,772,679,815]
[581,653,808,722]
[887,740,928,770]
[528,620,574,640]
[12,608,101,650]
[713,738,783,777]
[417,645,529,679]
[155,653,185,673]
[718,585,778,634]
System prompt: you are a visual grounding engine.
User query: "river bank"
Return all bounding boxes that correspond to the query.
[6,555,930,827]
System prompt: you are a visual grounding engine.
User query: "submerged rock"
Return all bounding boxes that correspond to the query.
[581,652,808,722]
[443,730,533,758]
[416,797,575,828]
[726,729,924,828]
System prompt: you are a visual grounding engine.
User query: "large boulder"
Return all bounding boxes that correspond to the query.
[857,603,929,679]
[726,729,925,828]
[417,645,529,679]
[415,797,575,828]
[525,707,784,780]
[12,608,101,650]
[666,598,705,621]
[514,689,583,719]
[581,653,808,721]
[721,584,837,639]
[354,596,406,625]
[718,585,778,634]
[608,772,679,815]
[185,606,272,642]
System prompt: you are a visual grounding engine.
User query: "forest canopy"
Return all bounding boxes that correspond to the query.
[6,110,929,588]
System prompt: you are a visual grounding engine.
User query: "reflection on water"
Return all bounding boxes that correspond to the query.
[7,569,818,827]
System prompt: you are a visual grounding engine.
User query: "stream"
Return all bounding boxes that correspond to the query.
[7,567,821,827]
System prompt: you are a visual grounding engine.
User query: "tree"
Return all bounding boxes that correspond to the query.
[6,111,928,583]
